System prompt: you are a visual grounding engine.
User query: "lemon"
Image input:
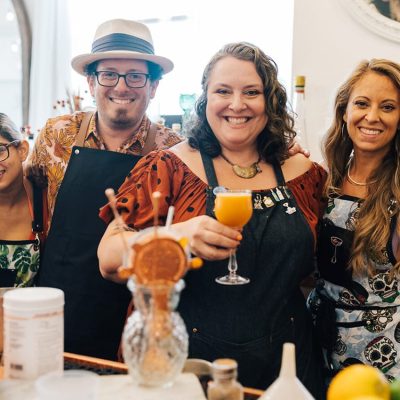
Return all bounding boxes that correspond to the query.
[391,379,400,400]
[327,364,390,400]
[350,397,388,400]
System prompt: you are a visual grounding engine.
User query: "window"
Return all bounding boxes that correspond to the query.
[0,0,22,127]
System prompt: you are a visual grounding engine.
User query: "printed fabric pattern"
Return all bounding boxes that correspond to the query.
[311,196,400,380]
[99,151,326,243]
[0,242,40,287]
[30,112,183,226]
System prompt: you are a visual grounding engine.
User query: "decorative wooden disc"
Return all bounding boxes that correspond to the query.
[132,237,187,284]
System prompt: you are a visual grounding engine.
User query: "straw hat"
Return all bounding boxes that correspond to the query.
[71,19,174,76]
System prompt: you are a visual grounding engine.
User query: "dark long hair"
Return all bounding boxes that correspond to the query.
[0,113,23,142]
[187,42,296,164]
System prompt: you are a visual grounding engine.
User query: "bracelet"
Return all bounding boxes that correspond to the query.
[113,224,137,233]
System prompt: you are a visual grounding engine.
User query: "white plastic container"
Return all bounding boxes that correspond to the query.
[35,370,99,400]
[0,287,15,360]
[3,287,64,379]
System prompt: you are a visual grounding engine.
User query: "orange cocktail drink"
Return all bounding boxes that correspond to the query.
[214,189,253,285]
[214,191,253,228]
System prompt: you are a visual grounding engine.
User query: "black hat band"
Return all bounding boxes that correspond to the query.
[92,33,154,55]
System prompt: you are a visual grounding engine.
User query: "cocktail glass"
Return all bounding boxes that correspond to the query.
[214,190,253,285]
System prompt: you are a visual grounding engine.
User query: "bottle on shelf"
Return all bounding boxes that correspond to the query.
[259,342,315,400]
[207,358,244,400]
[179,93,196,129]
[171,123,182,134]
[292,75,308,149]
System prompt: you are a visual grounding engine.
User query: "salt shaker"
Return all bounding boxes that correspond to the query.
[207,358,244,400]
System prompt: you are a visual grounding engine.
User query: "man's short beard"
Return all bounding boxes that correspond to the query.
[110,110,137,129]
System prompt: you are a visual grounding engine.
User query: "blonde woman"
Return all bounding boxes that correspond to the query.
[309,59,400,380]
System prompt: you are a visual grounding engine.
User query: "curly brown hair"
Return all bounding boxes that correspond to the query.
[323,59,400,276]
[186,42,295,164]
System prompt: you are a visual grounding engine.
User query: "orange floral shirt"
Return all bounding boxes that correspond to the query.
[30,112,183,226]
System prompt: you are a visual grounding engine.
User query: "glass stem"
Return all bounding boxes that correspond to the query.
[228,250,238,277]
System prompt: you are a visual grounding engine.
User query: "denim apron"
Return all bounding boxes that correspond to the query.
[178,151,325,398]
[37,113,157,360]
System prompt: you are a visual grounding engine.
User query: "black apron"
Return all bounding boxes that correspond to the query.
[37,113,156,360]
[178,152,325,399]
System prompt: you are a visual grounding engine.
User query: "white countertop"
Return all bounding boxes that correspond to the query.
[0,372,207,400]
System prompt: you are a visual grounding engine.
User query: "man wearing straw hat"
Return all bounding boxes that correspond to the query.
[30,19,182,360]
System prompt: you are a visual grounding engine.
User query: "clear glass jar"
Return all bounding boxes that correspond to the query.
[122,278,188,387]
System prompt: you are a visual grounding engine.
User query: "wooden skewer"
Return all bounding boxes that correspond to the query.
[105,188,129,266]
[165,206,175,229]
[152,191,161,237]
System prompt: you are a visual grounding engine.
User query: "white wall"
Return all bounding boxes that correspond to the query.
[68,0,294,120]
[292,0,400,161]
[24,0,71,134]
[19,0,400,146]
[0,0,22,126]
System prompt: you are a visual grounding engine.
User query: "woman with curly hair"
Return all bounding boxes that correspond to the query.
[309,59,400,381]
[98,42,326,396]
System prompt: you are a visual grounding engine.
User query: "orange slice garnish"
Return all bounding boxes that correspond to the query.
[132,237,187,284]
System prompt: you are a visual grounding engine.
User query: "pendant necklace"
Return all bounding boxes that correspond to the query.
[347,162,377,186]
[220,153,262,179]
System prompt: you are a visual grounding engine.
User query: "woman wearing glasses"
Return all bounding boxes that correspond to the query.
[0,113,47,287]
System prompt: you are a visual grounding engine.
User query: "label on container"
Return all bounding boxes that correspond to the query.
[4,309,63,379]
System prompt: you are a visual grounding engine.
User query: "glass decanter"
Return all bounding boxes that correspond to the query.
[179,93,196,128]
[122,278,188,387]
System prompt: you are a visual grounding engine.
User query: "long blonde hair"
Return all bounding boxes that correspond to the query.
[323,59,400,276]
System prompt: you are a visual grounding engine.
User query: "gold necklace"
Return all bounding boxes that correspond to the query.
[220,153,262,179]
[346,163,377,186]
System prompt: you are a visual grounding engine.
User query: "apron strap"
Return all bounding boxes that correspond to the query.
[272,162,286,186]
[32,184,44,233]
[141,123,158,155]
[199,149,218,187]
[199,149,219,217]
[75,111,95,147]
[26,182,44,234]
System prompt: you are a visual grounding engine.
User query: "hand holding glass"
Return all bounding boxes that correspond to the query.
[214,190,253,285]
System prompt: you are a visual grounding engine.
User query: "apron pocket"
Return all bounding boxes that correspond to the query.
[191,330,269,353]
[189,330,277,389]
[269,314,296,344]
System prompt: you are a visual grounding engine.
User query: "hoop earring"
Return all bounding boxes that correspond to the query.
[395,133,400,155]
[341,123,347,138]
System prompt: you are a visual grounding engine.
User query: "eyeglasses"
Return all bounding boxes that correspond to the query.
[0,140,20,162]
[94,71,150,88]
